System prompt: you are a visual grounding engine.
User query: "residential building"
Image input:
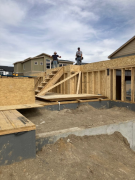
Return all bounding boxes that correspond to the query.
[14,53,74,76]
[108,36,135,59]
[0,66,14,75]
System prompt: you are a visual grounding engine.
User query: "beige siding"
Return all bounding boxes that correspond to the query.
[31,57,44,72]
[14,63,23,73]
[23,60,31,73]
[112,39,135,58]
[14,64,17,73]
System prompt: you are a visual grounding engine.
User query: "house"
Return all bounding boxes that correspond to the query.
[108,35,135,59]
[0,66,14,75]
[14,53,74,76]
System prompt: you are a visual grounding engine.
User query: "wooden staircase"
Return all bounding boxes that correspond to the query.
[35,67,64,96]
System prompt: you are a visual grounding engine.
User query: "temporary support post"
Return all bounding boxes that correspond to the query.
[76,72,81,94]
[113,69,116,100]
[121,68,125,101]
[131,67,135,102]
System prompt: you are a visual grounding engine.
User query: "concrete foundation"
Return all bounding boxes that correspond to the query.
[0,130,36,166]
[36,120,135,152]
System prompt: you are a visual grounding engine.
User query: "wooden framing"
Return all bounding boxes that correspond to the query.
[131,67,135,102]
[37,72,80,96]
[113,69,116,100]
[76,72,81,94]
[121,68,125,101]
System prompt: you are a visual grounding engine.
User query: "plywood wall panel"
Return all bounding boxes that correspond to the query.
[0,78,35,106]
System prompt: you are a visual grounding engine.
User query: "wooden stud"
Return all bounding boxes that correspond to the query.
[113,69,116,100]
[92,71,95,94]
[131,67,135,102]
[121,68,125,101]
[98,71,101,94]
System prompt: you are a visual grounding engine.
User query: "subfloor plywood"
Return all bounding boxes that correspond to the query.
[0,110,36,135]
[0,103,44,111]
[36,94,106,102]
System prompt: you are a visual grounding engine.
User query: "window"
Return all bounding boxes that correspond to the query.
[46,59,52,69]
[34,61,38,65]
[40,62,43,65]
[59,64,63,67]
[23,64,25,70]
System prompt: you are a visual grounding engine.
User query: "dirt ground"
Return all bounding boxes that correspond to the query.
[0,133,135,180]
[19,104,135,134]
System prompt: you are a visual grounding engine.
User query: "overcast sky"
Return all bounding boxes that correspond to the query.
[0,0,135,66]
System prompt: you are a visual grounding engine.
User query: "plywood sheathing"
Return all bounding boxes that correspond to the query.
[0,110,35,136]
[0,78,35,106]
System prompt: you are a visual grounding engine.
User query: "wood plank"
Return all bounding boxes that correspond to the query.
[0,103,44,111]
[121,68,125,101]
[131,67,135,102]
[98,71,101,94]
[76,72,81,94]
[37,94,106,102]
[0,110,35,136]
[113,69,116,100]
[37,72,80,96]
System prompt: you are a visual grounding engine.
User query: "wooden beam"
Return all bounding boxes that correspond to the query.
[131,67,135,102]
[76,72,81,94]
[113,69,116,100]
[37,72,80,96]
[121,68,125,101]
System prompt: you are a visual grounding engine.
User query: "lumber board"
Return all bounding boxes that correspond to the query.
[113,69,116,100]
[0,110,36,136]
[0,103,44,111]
[76,72,81,94]
[121,68,125,101]
[37,72,80,96]
[37,94,106,102]
[131,67,135,102]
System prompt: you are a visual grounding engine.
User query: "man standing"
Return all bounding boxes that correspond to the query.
[76,47,82,65]
[50,52,61,68]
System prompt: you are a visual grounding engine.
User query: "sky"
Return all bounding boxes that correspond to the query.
[0,0,135,66]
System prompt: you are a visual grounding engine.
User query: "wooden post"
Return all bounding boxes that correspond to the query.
[98,71,101,94]
[92,71,95,94]
[131,67,135,102]
[121,68,125,101]
[113,69,116,100]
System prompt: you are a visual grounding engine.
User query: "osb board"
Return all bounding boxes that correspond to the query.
[0,78,35,106]
[37,94,106,101]
[80,55,135,72]
[0,110,35,135]
[100,71,106,96]
[0,103,44,111]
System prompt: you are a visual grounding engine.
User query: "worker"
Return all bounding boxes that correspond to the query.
[76,47,83,65]
[50,52,61,68]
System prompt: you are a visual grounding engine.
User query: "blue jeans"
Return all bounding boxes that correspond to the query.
[53,60,58,68]
[77,57,82,65]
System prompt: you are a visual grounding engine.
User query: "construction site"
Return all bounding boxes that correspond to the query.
[0,35,135,179]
